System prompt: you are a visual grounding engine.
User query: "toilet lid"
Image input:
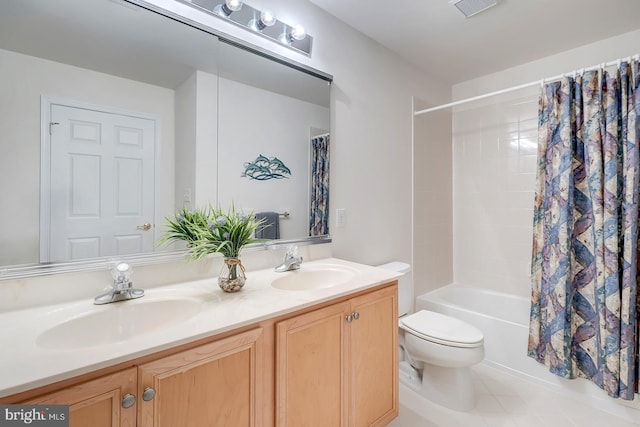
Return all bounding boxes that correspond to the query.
[400,310,484,348]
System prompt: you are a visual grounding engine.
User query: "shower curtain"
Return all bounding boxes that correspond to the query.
[309,134,330,236]
[529,59,640,400]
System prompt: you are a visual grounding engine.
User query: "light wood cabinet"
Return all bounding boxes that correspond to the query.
[349,286,398,426]
[276,300,351,426]
[276,285,398,427]
[138,327,264,427]
[14,282,397,427]
[22,328,263,427]
[23,367,138,427]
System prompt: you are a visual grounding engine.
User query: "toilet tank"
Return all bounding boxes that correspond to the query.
[376,262,412,316]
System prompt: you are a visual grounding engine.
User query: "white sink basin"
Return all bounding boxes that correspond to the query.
[271,264,358,291]
[37,298,201,349]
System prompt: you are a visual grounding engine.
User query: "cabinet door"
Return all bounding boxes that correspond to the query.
[138,328,264,427]
[276,301,351,427]
[24,367,137,427]
[349,285,398,427]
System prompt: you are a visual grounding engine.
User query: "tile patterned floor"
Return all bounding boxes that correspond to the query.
[388,363,640,427]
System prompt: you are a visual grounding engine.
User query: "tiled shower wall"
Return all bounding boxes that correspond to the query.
[413,106,453,298]
[452,88,539,298]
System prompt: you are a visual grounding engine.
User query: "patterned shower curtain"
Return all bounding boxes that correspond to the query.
[529,60,640,400]
[309,135,330,236]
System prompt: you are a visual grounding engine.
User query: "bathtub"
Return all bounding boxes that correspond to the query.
[416,285,534,377]
[416,284,640,420]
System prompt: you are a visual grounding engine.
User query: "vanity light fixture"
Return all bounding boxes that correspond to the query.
[213,0,243,17]
[248,9,276,32]
[184,0,313,55]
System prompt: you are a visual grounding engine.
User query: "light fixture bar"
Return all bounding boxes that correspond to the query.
[182,0,313,56]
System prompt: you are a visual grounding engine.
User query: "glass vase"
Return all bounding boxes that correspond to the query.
[218,257,246,292]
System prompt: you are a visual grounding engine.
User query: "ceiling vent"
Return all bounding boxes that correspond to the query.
[449,0,497,18]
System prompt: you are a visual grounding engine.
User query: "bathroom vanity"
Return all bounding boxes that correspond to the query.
[0,259,399,427]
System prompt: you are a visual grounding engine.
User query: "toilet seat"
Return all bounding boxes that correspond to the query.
[400,310,483,348]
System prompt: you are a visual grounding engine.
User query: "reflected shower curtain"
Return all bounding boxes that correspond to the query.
[309,135,329,236]
[529,60,640,400]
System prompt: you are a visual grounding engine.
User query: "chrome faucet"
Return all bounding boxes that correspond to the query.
[275,245,303,272]
[94,262,145,305]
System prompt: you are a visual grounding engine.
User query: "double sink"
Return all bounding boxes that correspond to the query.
[35,261,359,350]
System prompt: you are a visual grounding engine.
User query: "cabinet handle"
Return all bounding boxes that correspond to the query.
[121,393,136,409]
[345,314,353,323]
[142,387,156,401]
[352,312,360,320]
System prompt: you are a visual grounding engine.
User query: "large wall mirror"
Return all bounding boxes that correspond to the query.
[0,0,331,278]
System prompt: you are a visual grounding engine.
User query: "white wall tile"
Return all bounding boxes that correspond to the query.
[413,108,454,296]
[453,95,538,296]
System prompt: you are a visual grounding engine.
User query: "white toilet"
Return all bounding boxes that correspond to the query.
[378,262,485,411]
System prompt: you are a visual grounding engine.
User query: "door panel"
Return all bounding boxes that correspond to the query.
[69,153,101,216]
[23,368,137,427]
[139,328,264,427]
[276,301,350,427]
[349,286,398,427]
[47,103,156,262]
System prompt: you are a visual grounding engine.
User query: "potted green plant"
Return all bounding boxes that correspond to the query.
[162,205,266,292]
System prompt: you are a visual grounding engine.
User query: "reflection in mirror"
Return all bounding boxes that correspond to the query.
[0,0,332,278]
[215,41,330,240]
[0,0,218,267]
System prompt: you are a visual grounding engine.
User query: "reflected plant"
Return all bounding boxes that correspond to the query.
[161,205,267,261]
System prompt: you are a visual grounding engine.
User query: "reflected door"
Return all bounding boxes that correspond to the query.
[44,103,156,262]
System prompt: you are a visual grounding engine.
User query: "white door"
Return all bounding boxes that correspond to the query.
[45,103,156,262]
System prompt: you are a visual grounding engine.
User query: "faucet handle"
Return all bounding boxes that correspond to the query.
[95,262,143,304]
[111,262,132,289]
[285,245,298,259]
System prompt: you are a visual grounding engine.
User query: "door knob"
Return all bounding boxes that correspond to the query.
[142,387,156,401]
[121,393,136,408]
[345,314,353,323]
[137,223,152,231]
[352,312,360,320]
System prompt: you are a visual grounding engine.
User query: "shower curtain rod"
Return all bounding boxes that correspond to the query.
[414,53,640,116]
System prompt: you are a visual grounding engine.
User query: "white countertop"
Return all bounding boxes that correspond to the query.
[0,258,400,398]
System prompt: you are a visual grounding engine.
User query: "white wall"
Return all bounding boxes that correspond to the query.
[194,71,219,206]
[146,0,452,270]
[175,72,198,210]
[454,28,640,98]
[217,77,329,240]
[175,70,219,210]
[451,29,640,297]
[0,49,175,266]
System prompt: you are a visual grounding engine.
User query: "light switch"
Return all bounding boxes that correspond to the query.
[183,188,192,203]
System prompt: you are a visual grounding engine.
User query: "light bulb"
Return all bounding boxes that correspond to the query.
[249,9,277,32]
[214,0,242,17]
[225,0,242,12]
[290,24,306,41]
[281,24,307,45]
[260,10,276,27]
